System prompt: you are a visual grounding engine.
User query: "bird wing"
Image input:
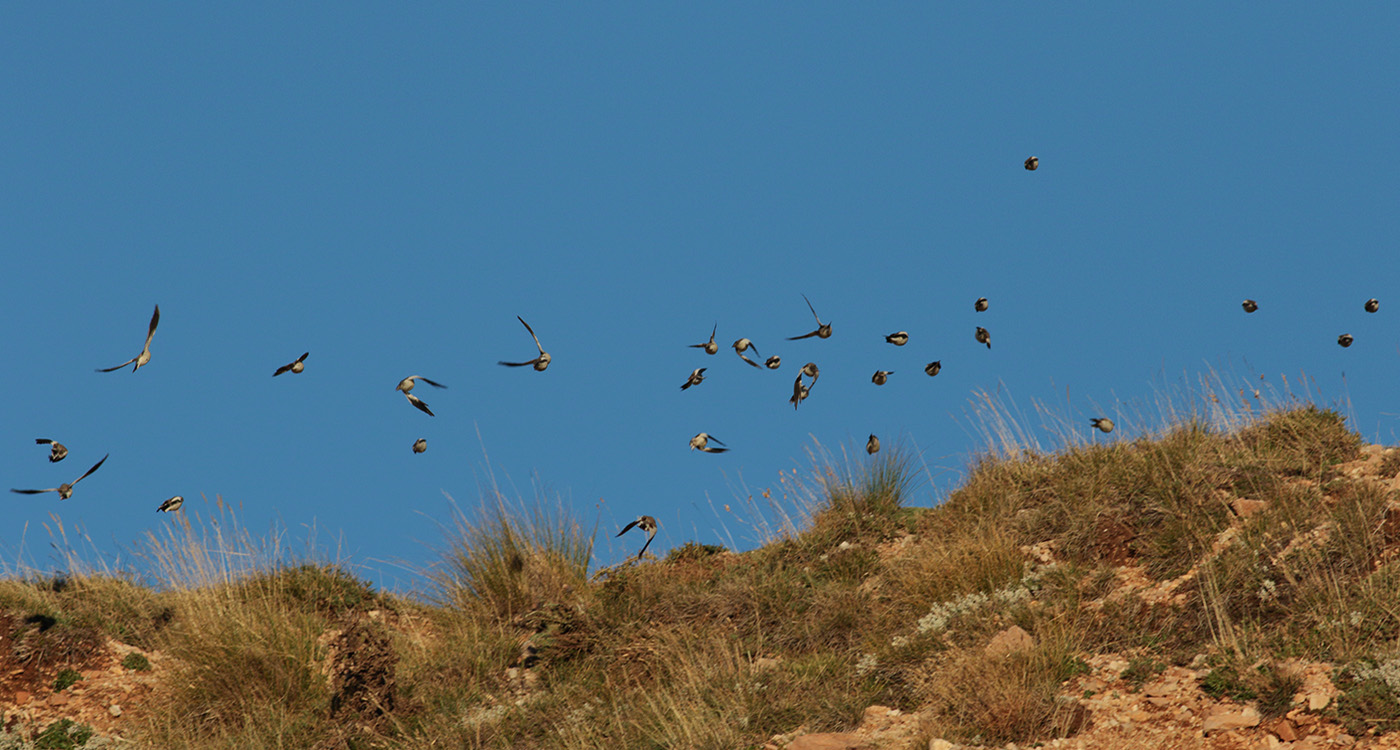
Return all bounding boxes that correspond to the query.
[802,294,822,324]
[96,357,138,372]
[787,330,819,340]
[518,316,544,354]
[708,436,726,446]
[35,439,53,446]
[417,376,447,388]
[617,520,640,537]
[273,363,294,376]
[407,394,435,416]
[498,360,534,367]
[297,352,309,364]
[11,488,56,495]
[709,323,717,342]
[143,304,161,347]
[738,354,761,368]
[72,454,109,485]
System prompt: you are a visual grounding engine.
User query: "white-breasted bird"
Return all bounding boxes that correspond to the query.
[11,454,108,500]
[1365,298,1380,313]
[924,361,941,377]
[1091,418,1114,434]
[157,495,184,513]
[690,433,728,453]
[866,435,880,455]
[617,515,658,560]
[405,394,435,416]
[975,297,989,312]
[788,295,832,340]
[1024,156,1039,171]
[765,356,781,370]
[885,331,908,346]
[689,324,719,355]
[733,338,761,368]
[396,375,445,416]
[499,316,551,371]
[413,438,427,454]
[975,326,991,349]
[872,370,893,386]
[800,362,820,386]
[273,352,309,376]
[35,439,67,463]
[1338,333,1354,348]
[1242,299,1258,313]
[97,304,161,373]
[681,368,707,390]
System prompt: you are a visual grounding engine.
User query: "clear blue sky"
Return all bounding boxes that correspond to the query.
[4,5,1398,590]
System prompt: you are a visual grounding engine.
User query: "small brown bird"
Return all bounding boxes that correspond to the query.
[975,326,991,349]
[788,295,832,340]
[35,439,67,463]
[689,433,728,453]
[1365,298,1380,313]
[499,316,551,371]
[765,355,781,370]
[405,394,435,416]
[11,454,108,500]
[866,434,880,455]
[1242,299,1258,313]
[924,361,941,377]
[157,495,184,513]
[617,515,658,560]
[1091,418,1114,434]
[732,338,761,368]
[412,438,427,454]
[975,297,988,312]
[789,374,810,410]
[1024,156,1039,171]
[871,370,893,386]
[689,324,719,355]
[1338,333,1354,348]
[273,352,309,376]
[396,375,447,394]
[800,362,820,386]
[885,331,908,346]
[96,304,161,373]
[681,367,707,390]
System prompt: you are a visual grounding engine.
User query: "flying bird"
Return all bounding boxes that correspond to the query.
[1365,298,1380,313]
[1024,156,1039,171]
[975,297,988,312]
[11,454,109,500]
[35,439,67,463]
[787,295,832,340]
[681,368,707,391]
[412,438,427,454]
[885,331,908,346]
[157,495,184,513]
[924,361,941,377]
[732,338,761,368]
[617,515,658,560]
[765,356,781,370]
[1242,299,1258,313]
[1338,333,1354,348]
[96,304,161,373]
[273,352,309,377]
[405,394,435,416]
[871,370,893,386]
[789,374,810,410]
[975,327,991,349]
[1091,418,1114,434]
[800,362,820,386]
[689,324,719,355]
[499,316,551,371]
[866,435,880,455]
[689,433,728,453]
[396,375,447,394]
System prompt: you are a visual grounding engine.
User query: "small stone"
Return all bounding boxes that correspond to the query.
[13,690,29,705]
[108,703,122,717]
[788,733,867,750]
[1335,734,1355,745]
[1307,691,1330,711]
[985,625,1035,659]
[47,692,70,706]
[1275,720,1298,742]
[1144,680,1176,697]
[1148,697,1173,707]
[1232,498,1269,517]
[1203,704,1260,734]
[754,657,781,671]
[929,741,954,750]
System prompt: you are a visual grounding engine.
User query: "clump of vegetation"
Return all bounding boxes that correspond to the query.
[33,718,94,750]
[51,669,82,692]
[120,652,151,672]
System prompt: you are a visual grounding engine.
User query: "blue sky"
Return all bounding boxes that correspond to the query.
[4,5,1398,590]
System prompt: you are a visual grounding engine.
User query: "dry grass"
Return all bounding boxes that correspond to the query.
[0,377,1394,748]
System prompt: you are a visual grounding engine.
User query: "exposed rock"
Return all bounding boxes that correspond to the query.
[48,692,70,706]
[928,740,954,750]
[1273,718,1298,741]
[1231,498,1269,517]
[984,625,1034,659]
[108,703,122,717]
[1202,704,1260,733]
[787,732,868,750]
[13,690,29,705]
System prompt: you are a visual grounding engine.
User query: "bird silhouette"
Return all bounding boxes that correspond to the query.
[412,438,427,454]
[924,361,941,377]
[681,368,707,390]
[1242,299,1258,313]
[975,327,991,349]
[871,370,893,386]
[35,439,67,463]
[689,433,728,453]
[157,495,184,513]
[1024,156,1039,171]
[866,435,880,455]
[499,316,551,370]
[885,331,908,346]
[689,324,719,354]
[732,338,761,368]
[96,305,160,373]
[975,297,988,312]
[1338,334,1354,348]
[765,356,781,370]
[12,454,108,500]
[1365,298,1380,313]
[273,352,309,376]
[788,295,832,340]
[617,515,658,560]
[1091,418,1115,434]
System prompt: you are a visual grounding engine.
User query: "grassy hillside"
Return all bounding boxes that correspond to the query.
[0,401,1398,749]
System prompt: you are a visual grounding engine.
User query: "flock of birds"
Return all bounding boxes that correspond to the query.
[14,156,1387,561]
